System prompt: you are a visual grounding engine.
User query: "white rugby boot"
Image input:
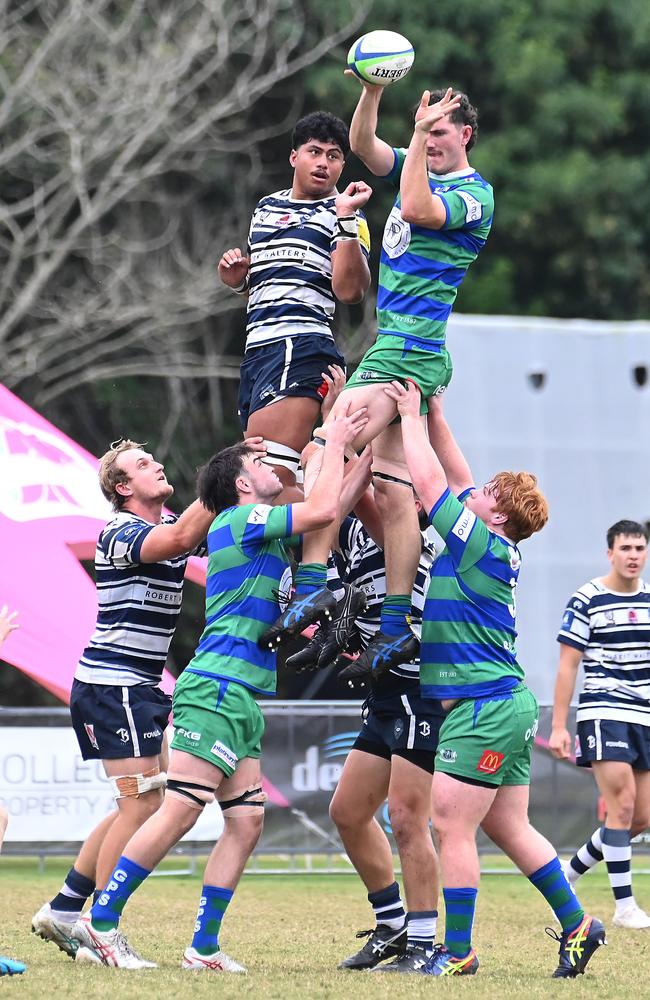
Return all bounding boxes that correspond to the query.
[182,946,246,972]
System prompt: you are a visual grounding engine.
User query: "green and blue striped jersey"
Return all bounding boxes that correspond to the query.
[378,149,494,348]
[186,503,293,695]
[421,489,523,699]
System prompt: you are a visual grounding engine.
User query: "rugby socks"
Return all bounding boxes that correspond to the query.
[90,855,151,931]
[294,563,327,596]
[191,885,234,955]
[380,595,411,636]
[601,827,634,910]
[49,867,95,920]
[406,909,437,954]
[368,881,405,931]
[443,887,477,958]
[566,826,604,883]
[528,857,584,932]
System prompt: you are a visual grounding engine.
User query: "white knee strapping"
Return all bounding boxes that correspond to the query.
[262,440,301,474]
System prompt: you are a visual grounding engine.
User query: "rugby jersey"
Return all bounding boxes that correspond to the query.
[75,512,205,687]
[378,151,493,350]
[420,490,523,700]
[244,189,370,350]
[186,503,294,695]
[557,579,650,727]
[332,517,435,696]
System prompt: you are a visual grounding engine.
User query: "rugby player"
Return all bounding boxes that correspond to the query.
[271,84,494,664]
[219,111,371,501]
[551,520,650,929]
[382,384,605,979]
[68,405,367,970]
[32,439,219,958]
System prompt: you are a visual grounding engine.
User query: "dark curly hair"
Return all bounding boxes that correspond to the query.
[197,442,256,515]
[292,111,350,158]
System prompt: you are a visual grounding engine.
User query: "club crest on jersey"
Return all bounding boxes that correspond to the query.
[476,749,504,774]
[394,719,404,740]
[605,610,615,623]
[628,609,638,623]
[439,747,457,763]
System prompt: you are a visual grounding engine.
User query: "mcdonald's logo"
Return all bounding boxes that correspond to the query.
[476,749,505,774]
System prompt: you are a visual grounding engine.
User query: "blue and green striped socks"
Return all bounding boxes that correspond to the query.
[528,857,584,931]
[443,887,477,958]
[90,856,151,931]
[191,885,234,955]
[380,595,411,636]
[294,563,327,596]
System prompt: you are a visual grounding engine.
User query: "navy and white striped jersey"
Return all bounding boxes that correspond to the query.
[75,512,205,687]
[557,579,650,727]
[244,190,370,351]
[332,516,436,690]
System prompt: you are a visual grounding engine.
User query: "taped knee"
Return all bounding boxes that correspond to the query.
[372,470,414,490]
[166,777,216,811]
[110,766,167,800]
[219,785,268,812]
[262,440,301,475]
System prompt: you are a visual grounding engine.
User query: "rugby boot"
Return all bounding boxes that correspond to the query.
[371,944,431,973]
[182,946,246,972]
[612,902,650,929]
[32,901,78,958]
[0,956,26,976]
[317,584,367,668]
[421,944,479,976]
[338,629,419,682]
[548,913,606,978]
[260,586,337,650]
[73,913,157,969]
[285,626,329,672]
[337,924,407,970]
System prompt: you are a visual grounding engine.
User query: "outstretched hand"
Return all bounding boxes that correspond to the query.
[244,436,267,456]
[0,606,18,646]
[414,87,462,134]
[320,365,347,422]
[327,400,368,448]
[383,379,421,419]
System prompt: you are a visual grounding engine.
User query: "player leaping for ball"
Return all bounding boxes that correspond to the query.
[265,82,494,666]
[219,111,372,503]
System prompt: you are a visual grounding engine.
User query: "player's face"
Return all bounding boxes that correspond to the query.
[117,449,173,504]
[242,454,283,503]
[290,140,345,199]
[465,481,501,524]
[608,534,648,581]
[425,120,470,174]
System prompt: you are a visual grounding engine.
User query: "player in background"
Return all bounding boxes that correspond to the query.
[270,83,494,670]
[32,438,222,958]
[69,405,367,971]
[0,606,25,978]
[383,383,605,979]
[316,494,442,973]
[550,520,650,929]
[219,111,371,502]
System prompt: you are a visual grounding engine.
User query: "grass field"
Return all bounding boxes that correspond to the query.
[1,856,649,998]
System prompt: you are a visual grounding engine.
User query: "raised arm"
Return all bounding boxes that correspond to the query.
[331,181,372,304]
[549,644,583,759]
[291,403,368,535]
[426,394,474,497]
[383,381,448,513]
[347,79,395,176]
[399,88,462,227]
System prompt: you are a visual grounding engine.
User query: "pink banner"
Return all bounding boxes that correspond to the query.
[0,385,205,702]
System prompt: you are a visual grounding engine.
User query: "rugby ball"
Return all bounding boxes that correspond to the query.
[347,30,414,87]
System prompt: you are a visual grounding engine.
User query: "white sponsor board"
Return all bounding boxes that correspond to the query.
[0,727,223,842]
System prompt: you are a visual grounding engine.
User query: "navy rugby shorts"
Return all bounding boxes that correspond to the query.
[576,717,650,770]
[70,679,171,761]
[238,334,345,430]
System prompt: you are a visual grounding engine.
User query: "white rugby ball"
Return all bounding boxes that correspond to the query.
[347,30,414,87]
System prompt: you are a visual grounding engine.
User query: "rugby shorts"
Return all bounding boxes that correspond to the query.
[70,678,171,761]
[434,683,539,787]
[238,334,345,430]
[575,717,650,770]
[170,672,265,778]
[353,689,444,773]
[345,333,453,404]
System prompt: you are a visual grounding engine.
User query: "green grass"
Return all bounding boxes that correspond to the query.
[2,856,649,998]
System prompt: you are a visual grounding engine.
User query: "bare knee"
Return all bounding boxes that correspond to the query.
[223,810,264,854]
[389,801,427,848]
[608,793,636,828]
[117,787,163,824]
